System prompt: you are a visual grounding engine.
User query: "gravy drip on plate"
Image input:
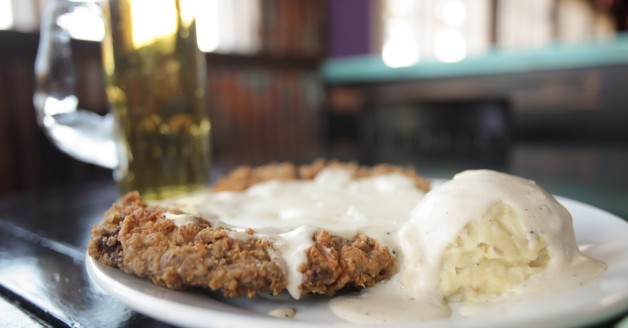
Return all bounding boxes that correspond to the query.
[160,169,606,323]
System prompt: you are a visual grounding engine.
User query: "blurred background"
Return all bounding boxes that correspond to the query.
[1,0,627,216]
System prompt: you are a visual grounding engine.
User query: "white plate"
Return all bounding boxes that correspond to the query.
[86,196,628,328]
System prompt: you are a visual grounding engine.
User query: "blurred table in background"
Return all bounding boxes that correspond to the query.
[415,142,628,220]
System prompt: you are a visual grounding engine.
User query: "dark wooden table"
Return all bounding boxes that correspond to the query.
[0,180,175,327]
[1,143,627,327]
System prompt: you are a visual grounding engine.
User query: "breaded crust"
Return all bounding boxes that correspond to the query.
[213,158,430,193]
[88,192,287,297]
[88,160,426,298]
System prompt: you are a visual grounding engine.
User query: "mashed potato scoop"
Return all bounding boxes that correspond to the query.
[400,170,606,303]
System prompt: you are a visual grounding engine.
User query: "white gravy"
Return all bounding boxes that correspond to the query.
[161,168,424,299]
[159,169,606,323]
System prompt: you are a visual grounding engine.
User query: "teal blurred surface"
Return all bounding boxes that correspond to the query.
[323,34,628,84]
